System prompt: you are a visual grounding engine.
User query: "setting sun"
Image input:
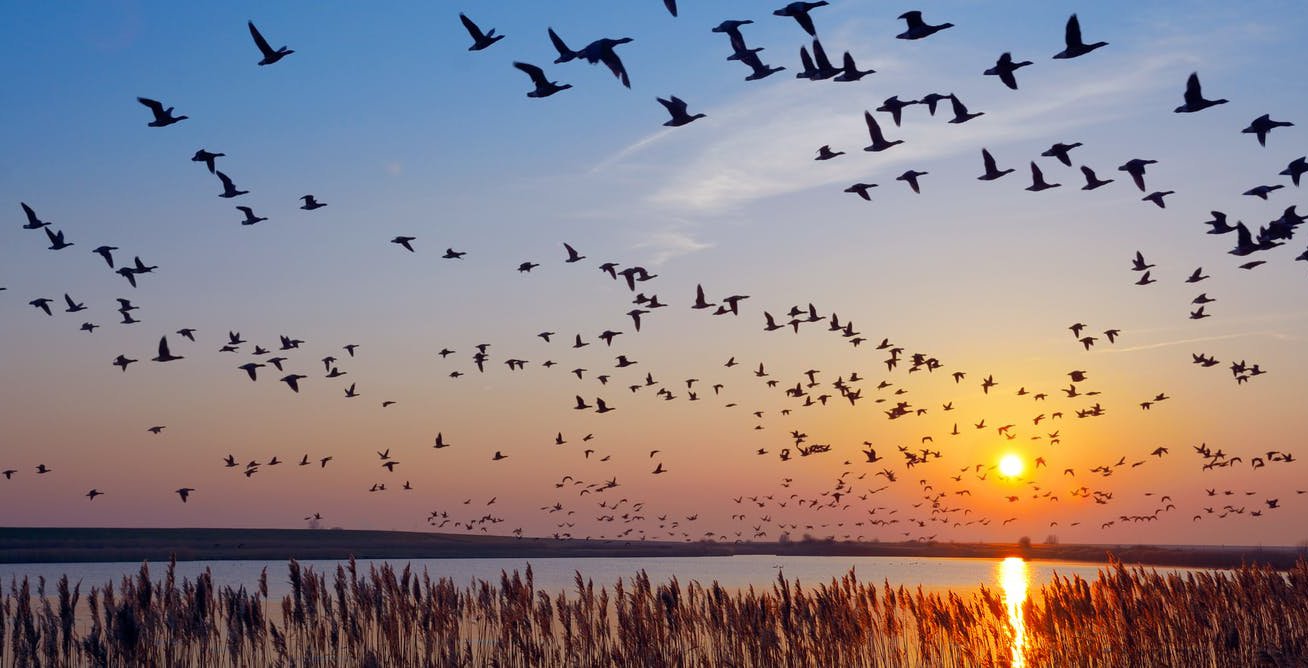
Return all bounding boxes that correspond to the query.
[999,454,1025,478]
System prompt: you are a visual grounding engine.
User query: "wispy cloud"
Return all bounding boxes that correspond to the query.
[1096,330,1294,354]
[631,228,714,266]
[601,49,1197,216]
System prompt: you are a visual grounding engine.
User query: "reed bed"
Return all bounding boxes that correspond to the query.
[3,556,1306,667]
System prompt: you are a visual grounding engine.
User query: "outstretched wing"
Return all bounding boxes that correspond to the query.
[1064,14,1083,47]
[248,21,274,57]
[513,61,548,87]
[459,13,486,41]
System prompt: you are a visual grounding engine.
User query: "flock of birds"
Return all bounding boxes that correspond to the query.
[3,3,1305,546]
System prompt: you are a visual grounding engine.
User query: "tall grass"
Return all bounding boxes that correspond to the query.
[3,556,1306,666]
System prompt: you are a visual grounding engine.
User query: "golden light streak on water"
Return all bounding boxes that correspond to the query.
[999,557,1029,668]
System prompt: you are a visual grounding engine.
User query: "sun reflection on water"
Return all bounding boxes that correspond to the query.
[999,557,1029,668]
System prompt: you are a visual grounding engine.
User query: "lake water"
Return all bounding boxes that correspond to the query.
[0,554,1144,599]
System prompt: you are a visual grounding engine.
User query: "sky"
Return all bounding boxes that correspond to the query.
[1,0,1306,547]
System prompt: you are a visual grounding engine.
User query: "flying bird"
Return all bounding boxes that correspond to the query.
[657,96,705,127]
[1025,162,1060,191]
[978,149,1013,181]
[896,11,953,40]
[137,97,188,127]
[1174,72,1227,113]
[248,21,293,66]
[216,171,248,198]
[984,52,1032,90]
[391,236,416,252]
[236,206,266,226]
[152,336,184,362]
[1053,14,1107,59]
[773,2,828,37]
[300,195,326,210]
[191,149,224,173]
[512,61,572,98]
[92,245,118,268]
[20,202,49,229]
[863,112,902,152]
[459,13,504,51]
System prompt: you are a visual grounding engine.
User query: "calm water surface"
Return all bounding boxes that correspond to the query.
[0,554,1130,599]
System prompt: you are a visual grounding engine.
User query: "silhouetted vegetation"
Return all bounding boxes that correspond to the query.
[3,557,1307,666]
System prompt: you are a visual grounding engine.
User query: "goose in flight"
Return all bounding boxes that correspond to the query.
[897,170,928,193]
[113,354,137,371]
[513,61,571,98]
[1053,14,1107,59]
[896,11,953,40]
[877,96,918,127]
[1118,158,1156,191]
[773,2,828,37]
[815,145,844,160]
[1242,114,1293,147]
[216,171,248,198]
[391,236,416,252]
[176,488,194,503]
[192,149,224,173]
[1243,184,1283,200]
[1174,72,1226,113]
[63,294,86,313]
[946,95,983,123]
[238,362,264,381]
[29,298,54,316]
[657,96,705,126]
[241,20,294,68]
[1142,191,1174,208]
[45,227,73,250]
[152,336,184,362]
[20,202,49,229]
[1080,165,1113,190]
[863,112,902,152]
[281,374,307,392]
[844,183,877,200]
[236,206,266,226]
[977,149,1013,181]
[86,489,104,500]
[1280,157,1307,186]
[148,426,165,434]
[459,13,503,51]
[1025,162,1060,191]
[300,195,326,210]
[563,242,586,263]
[550,30,635,87]
[984,52,1031,90]
[137,97,187,127]
[92,245,118,268]
[833,51,875,82]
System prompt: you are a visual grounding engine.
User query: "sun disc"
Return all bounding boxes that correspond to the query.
[999,454,1024,477]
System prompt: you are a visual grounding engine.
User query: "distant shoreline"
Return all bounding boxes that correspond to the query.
[2,527,1304,569]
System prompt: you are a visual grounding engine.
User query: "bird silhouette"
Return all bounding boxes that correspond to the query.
[216,171,248,198]
[1118,158,1157,191]
[391,236,416,252]
[773,2,828,36]
[1025,162,1060,191]
[1079,166,1114,190]
[152,336,184,362]
[191,149,224,173]
[984,52,1032,90]
[1242,114,1293,147]
[20,202,49,229]
[248,21,293,66]
[863,112,902,152]
[459,13,504,51]
[657,96,705,127]
[897,11,953,40]
[1053,14,1107,59]
[513,61,572,98]
[1174,72,1227,113]
[137,97,187,127]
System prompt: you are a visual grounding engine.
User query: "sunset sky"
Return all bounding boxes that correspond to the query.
[2,0,1305,546]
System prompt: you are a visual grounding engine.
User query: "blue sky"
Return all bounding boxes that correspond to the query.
[1,1,1306,545]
